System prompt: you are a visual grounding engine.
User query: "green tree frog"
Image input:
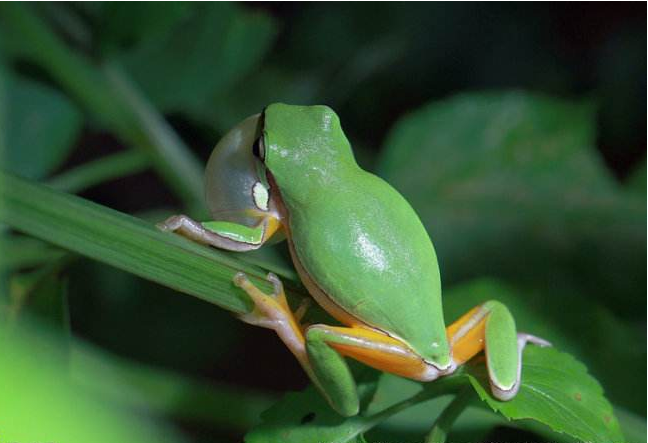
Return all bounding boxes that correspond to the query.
[158,104,550,416]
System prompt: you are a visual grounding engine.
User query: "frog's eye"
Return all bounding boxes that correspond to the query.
[252,136,265,161]
[204,114,272,227]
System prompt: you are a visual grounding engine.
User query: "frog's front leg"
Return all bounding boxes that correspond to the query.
[447,301,551,400]
[157,214,281,252]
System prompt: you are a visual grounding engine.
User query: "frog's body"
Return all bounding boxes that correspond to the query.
[159,103,550,416]
[266,105,447,367]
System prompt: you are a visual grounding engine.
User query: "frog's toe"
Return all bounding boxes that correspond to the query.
[265,272,284,297]
[156,215,184,232]
[233,272,270,305]
[519,332,551,348]
[233,271,249,288]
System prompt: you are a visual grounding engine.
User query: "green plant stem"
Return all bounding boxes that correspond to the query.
[0,171,308,314]
[359,374,467,435]
[424,387,474,443]
[48,150,150,194]
[0,3,204,212]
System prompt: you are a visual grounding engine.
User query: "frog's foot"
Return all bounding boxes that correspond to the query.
[488,332,552,400]
[233,272,309,367]
[447,301,551,401]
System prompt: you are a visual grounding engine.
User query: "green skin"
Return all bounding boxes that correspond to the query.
[158,104,549,416]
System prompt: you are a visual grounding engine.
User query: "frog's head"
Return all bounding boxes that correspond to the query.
[204,104,355,226]
[260,103,358,206]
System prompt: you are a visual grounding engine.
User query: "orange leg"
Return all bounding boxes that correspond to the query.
[446,306,489,365]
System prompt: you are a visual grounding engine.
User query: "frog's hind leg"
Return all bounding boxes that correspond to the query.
[306,324,436,381]
[447,301,551,400]
[305,323,445,416]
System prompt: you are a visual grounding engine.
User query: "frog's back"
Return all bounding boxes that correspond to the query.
[287,169,447,360]
[262,103,448,361]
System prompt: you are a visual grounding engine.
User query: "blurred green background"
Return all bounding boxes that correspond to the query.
[0,3,645,443]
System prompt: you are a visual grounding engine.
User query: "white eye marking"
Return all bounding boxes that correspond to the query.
[252,182,269,211]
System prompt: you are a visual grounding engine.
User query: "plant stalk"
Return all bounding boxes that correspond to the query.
[424,386,474,443]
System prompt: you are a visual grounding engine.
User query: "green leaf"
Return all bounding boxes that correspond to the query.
[0,171,308,315]
[0,322,187,443]
[118,3,277,114]
[467,346,625,443]
[2,76,81,179]
[378,91,645,315]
